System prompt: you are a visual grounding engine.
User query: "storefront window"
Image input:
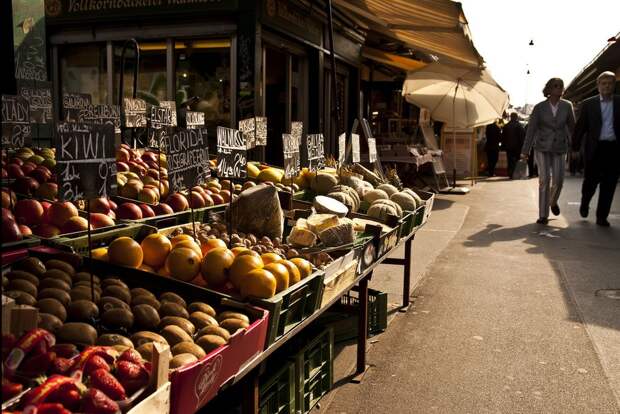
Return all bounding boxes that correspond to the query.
[59,44,108,104]
[114,41,167,106]
[175,39,231,131]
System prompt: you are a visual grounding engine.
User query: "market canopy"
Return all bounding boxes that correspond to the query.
[335,0,484,67]
[361,46,427,71]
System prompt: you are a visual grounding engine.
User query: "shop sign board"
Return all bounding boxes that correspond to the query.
[282,133,300,179]
[1,95,32,148]
[216,126,246,179]
[62,93,92,123]
[78,104,121,134]
[261,0,322,46]
[123,98,147,128]
[306,133,324,171]
[55,122,116,201]
[161,127,210,192]
[351,133,360,163]
[13,0,47,81]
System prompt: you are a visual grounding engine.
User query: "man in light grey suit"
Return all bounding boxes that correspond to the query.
[521,78,576,224]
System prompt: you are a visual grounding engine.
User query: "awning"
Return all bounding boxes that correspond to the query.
[334,0,484,67]
[362,46,427,71]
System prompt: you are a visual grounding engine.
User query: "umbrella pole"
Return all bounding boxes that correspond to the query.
[452,82,458,187]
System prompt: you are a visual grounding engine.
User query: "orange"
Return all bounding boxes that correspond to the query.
[201,238,227,256]
[229,255,263,289]
[139,263,156,273]
[239,269,277,299]
[264,262,289,293]
[201,248,235,287]
[91,247,108,262]
[157,267,170,277]
[170,234,195,247]
[108,237,143,268]
[165,247,201,282]
[236,249,260,259]
[173,240,203,258]
[141,233,172,268]
[276,260,301,285]
[260,252,282,265]
[290,258,312,280]
[231,246,250,257]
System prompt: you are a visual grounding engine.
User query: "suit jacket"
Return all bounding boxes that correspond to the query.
[502,120,525,154]
[522,98,576,154]
[484,123,502,152]
[572,95,620,164]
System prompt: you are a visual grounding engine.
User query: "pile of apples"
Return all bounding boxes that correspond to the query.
[2,147,59,200]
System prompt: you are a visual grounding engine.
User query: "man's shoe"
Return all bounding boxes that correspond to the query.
[579,204,589,218]
[536,217,548,225]
[551,204,560,216]
[596,218,610,227]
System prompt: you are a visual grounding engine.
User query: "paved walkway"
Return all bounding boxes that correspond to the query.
[321,176,620,414]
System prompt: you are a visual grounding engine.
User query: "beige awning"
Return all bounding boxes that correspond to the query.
[362,46,427,71]
[335,0,483,67]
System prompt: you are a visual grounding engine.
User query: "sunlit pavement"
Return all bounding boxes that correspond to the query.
[321,175,620,414]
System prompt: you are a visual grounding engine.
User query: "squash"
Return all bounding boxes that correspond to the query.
[391,192,417,211]
[327,192,356,213]
[363,189,389,204]
[376,184,399,197]
[310,172,338,194]
[371,199,403,217]
[402,188,423,207]
[339,175,364,191]
[329,185,360,211]
[367,202,400,221]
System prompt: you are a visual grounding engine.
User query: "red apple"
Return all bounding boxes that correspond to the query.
[116,162,130,172]
[152,203,174,215]
[12,176,40,196]
[1,217,22,243]
[2,190,16,209]
[167,193,189,212]
[202,193,214,207]
[46,201,79,227]
[2,207,15,221]
[14,199,44,226]
[211,194,225,205]
[190,191,206,208]
[36,182,58,200]
[33,223,61,238]
[117,147,130,162]
[147,169,160,180]
[138,203,155,218]
[18,224,32,236]
[9,157,23,166]
[107,210,116,219]
[90,213,115,229]
[1,168,7,179]
[116,202,143,220]
[29,167,51,183]
[61,216,91,234]
[21,164,36,175]
[7,164,24,179]
[109,199,118,211]
[89,198,111,214]
[142,151,158,163]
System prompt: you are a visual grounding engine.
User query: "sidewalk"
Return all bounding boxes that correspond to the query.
[320,176,620,414]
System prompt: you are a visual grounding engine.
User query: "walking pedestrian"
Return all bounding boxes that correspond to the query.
[571,71,620,227]
[502,112,525,178]
[484,120,502,176]
[520,77,576,224]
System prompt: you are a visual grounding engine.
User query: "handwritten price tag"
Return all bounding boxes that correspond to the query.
[216,126,247,179]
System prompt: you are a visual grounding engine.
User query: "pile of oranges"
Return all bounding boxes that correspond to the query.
[93,232,313,299]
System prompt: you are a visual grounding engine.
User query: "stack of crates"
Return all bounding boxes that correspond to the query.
[259,361,296,414]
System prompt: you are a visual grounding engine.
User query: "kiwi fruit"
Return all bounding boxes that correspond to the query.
[5,270,39,287]
[73,272,100,285]
[219,318,249,335]
[14,257,46,276]
[7,279,37,297]
[101,308,134,330]
[130,288,155,299]
[172,342,206,359]
[216,311,250,324]
[100,296,131,312]
[39,278,71,292]
[189,312,218,329]
[131,331,168,347]
[42,269,73,287]
[96,334,134,348]
[159,292,186,308]
[45,260,75,276]
[158,316,195,336]
[102,278,129,290]
[103,285,131,304]
[137,342,155,361]
[170,353,198,369]
[57,322,97,346]
[197,326,231,341]
[131,295,161,310]
[159,302,189,319]
[196,335,227,353]
[74,281,103,294]
[37,298,67,322]
[188,302,216,317]
[160,325,192,346]
[38,288,71,307]
[68,300,99,321]
[37,313,63,333]
[70,286,100,303]
[132,304,161,330]
[4,290,37,306]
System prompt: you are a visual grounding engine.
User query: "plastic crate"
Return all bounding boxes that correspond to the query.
[119,204,227,229]
[259,361,296,414]
[292,327,333,414]
[47,223,157,255]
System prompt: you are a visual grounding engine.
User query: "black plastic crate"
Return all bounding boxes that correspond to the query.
[259,361,296,414]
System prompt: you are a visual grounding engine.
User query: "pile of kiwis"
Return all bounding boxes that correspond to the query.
[2,255,253,370]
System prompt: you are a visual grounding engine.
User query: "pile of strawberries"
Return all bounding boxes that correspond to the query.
[2,329,151,414]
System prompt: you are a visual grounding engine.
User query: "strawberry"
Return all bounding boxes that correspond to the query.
[19,351,56,377]
[84,355,110,377]
[50,344,79,359]
[50,357,73,376]
[115,360,149,394]
[118,349,143,366]
[89,368,126,401]
[2,378,23,401]
[81,388,120,414]
[33,403,71,414]
[48,382,81,412]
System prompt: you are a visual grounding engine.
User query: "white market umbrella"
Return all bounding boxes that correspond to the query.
[402,62,509,186]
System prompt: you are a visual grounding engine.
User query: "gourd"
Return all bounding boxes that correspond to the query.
[402,188,423,207]
[327,192,356,213]
[309,172,338,194]
[363,189,389,204]
[390,192,417,211]
[329,185,360,211]
[376,184,399,197]
[371,199,403,217]
[367,200,401,221]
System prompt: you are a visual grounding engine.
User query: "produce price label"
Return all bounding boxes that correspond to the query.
[123,98,147,128]
[62,93,92,123]
[18,81,53,126]
[216,126,246,179]
[78,104,121,134]
[255,116,267,146]
[160,101,178,126]
[291,121,303,145]
[338,133,346,164]
[184,111,205,129]
[2,95,32,148]
[352,133,360,163]
[368,137,377,162]
[56,122,116,201]
[307,133,325,171]
[147,106,173,148]
[283,133,300,179]
[239,117,256,149]
[161,127,210,193]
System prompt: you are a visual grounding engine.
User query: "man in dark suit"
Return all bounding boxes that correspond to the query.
[502,112,525,178]
[572,71,620,227]
[484,121,502,176]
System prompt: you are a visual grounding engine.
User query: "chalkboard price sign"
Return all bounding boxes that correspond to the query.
[78,104,121,134]
[62,93,92,123]
[216,126,247,179]
[239,117,256,149]
[55,122,116,201]
[283,133,300,179]
[306,133,325,172]
[123,98,147,128]
[2,95,32,148]
[18,81,53,126]
[147,106,173,148]
[255,116,267,146]
[180,111,205,129]
[161,128,210,193]
[160,101,178,126]
[352,133,360,163]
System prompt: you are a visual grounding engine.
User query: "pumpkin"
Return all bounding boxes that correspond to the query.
[367,201,400,221]
[391,192,417,211]
[330,185,360,211]
[363,189,389,204]
[310,172,338,194]
[328,191,357,213]
[376,184,399,196]
[402,188,423,207]
[371,199,403,217]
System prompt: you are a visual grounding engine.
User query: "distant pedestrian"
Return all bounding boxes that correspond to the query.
[521,77,576,224]
[523,123,538,178]
[484,121,502,176]
[502,112,525,178]
[571,71,620,227]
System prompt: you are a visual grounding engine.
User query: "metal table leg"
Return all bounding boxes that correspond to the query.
[402,236,413,308]
[356,275,369,375]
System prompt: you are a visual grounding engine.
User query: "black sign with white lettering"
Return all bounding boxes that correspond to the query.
[2,95,32,148]
[56,122,116,201]
[18,81,53,126]
[147,106,173,148]
[239,117,256,149]
[123,98,147,128]
[161,127,210,192]
[78,104,121,134]
[306,133,325,171]
[62,93,92,123]
[216,126,246,179]
[255,116,267,146]
[160,101,177,126]
[283,133,300,179]
[179,110,205,129]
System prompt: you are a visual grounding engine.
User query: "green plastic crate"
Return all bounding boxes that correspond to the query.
[291,327,333,414]
[259,361,296,414]
[47,223,157,255]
